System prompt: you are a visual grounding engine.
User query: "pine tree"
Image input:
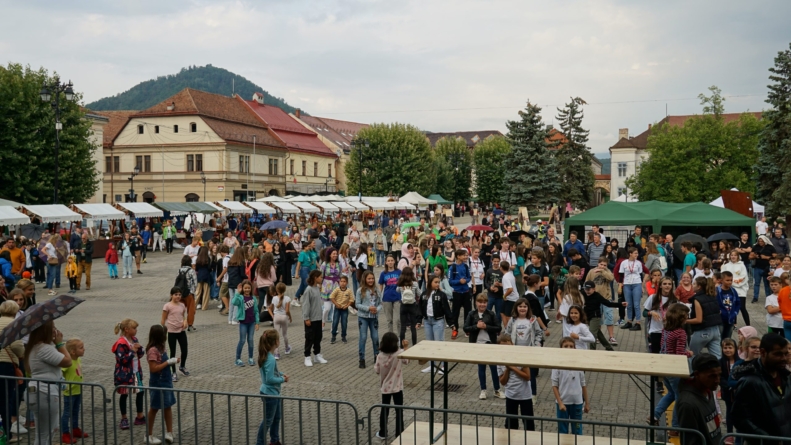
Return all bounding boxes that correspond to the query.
[501,101,560,212]
[755,43,791,217]
[555,97,595,209]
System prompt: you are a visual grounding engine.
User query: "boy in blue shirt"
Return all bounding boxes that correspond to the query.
[449,249,472,339]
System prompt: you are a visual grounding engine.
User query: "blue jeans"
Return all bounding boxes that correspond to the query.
[654,377,680,427]
[689,325,722,359]
[557,403,583,435]
[358,317,379,361]
[256,396,281,445]
[237,322,256,360]
[332,308,349,339]
[478,364,500,391]
[602,304,614,326]
[424,317,445,341]
[487,297,503,320]
[60,393,81,433]
[46,263,60,289]
[107,264,118,278]
[752,267,770,301]
[210,273,219,299]
[623,283,642,322]
[352,273,359,296]
[376,249,387,266]
[784,320,791,342]
[674,268,683,283]
[295,266,310,301]
[291,263,297,278]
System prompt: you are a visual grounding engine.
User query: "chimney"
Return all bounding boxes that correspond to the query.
[166,101,175,111]
[618,128,628,140]
[295,108,301,118]
[252,92,264,105]
[648,123,652,130]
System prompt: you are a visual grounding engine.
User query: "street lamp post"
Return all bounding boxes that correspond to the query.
[128,166,140,202]
[39,77,75,204]
[201,171,206,201]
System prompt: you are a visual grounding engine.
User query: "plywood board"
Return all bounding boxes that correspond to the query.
[396,422,668,445]
[398,341,690,378]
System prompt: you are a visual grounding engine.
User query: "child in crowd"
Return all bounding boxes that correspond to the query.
[112,319,146,430]
[105,242,119,279]
[161,287,189,381]
[500,261,517,328]
[562,305,595,350]
[504,297,545,395]
[768,257,780,277]
[497,335,534,431]
[396,267,422,346]
[736,326,759,360]
[232,279,260,366]
[765,276,784,335]
[302,270,328,367]
[374,332,409,440]
[61,338,87,444]
[66,255,78,293]
[558,277,585,323]
[329,276,353,345]
[552,337,590,435]
[379,255,402,336]
[146,324,179,445]
[256,330,287,445]
[356,270,382,369]
[268,282,292,359]
[719,338,738,436]
[651,303,691,427]
[419,273,453,374]
[464,294,503,400]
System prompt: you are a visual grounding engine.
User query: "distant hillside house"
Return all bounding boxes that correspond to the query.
[609,112,763,201]
[98,87,287,203]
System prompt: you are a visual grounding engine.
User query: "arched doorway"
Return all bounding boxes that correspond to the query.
[185,193,199,202]
[143,191,156,203]
[268,189,280,197]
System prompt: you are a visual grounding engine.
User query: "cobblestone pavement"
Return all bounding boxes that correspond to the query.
[40,221,768,445]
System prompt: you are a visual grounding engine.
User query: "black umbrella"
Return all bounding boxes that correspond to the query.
[674,233,710,261]
[20,223,47,240]
[507,230,535,242]
[707,232,740,243]
[260,220,289,231]
[0,295,84,349]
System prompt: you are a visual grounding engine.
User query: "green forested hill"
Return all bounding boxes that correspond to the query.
[86,65,303,114]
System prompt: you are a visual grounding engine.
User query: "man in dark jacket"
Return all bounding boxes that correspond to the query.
[76,233,94,291]
[732,333,791,442]
[676,353,722,445]
[771,227,789,256]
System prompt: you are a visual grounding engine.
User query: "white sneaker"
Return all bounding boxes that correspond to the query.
[292,300,301,307]
[421,366,432,373]
[164,432,174,443]
[479,390,487,400]
[10,422,27,434]
[231,321,239,325]
[147,436,162,445]
[314,354,328,364]
[196,304,202,309]
[304,357,313,367]
[17,416,26,425]
[494,390,506,399]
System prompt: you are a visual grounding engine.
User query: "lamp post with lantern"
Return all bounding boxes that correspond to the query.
[200,171,207,201]
[128,166,140,202]
[39,78,75,204]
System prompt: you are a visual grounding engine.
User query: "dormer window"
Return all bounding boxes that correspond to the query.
[190,122,197,133]
[174,125,179,133]
[137,125,144,134]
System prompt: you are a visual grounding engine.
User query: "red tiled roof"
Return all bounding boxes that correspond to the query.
[595,174,611,180]
[240,99,336,157]
[91,110,137,147]
[298,115,369,151]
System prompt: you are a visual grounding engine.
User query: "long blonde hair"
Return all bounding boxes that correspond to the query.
[114,318,139,336]
[563,276,585,307]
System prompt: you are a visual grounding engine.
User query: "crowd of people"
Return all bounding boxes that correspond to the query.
[1,209,790,445]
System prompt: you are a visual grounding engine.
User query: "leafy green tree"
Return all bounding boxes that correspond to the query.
[434,136,473,203]
[755,43,791,217]
[555,97,595,208]
[473,136,512,205]
[0,63,99,204]
[626,87,764,203]
[344,123,434,197]
[501,101,560,212]
[431,156,455,201]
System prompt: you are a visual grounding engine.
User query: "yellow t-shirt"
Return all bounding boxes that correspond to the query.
[62,357,83,396]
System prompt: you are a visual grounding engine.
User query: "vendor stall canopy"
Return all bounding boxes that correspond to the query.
[427,194,452,205]
[114,202,164,218]
[71,204,126,221]
[564,200,755,235]
[20,204,82,223]
[400,192,437,206]
[0,206,31,225]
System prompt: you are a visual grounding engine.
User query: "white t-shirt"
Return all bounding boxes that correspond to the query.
[271,296,291,316]
[693,268,713,280]
[561,320,595,350]
[619,260,643,285]
[756,221,768,235]
[497,365,532,400]
[28,343,64,394]
[475,312,491,344]
[502,272,517,302]
[765,294,784,328]
[643,295,669,334]
[221,256,230,283]
[773,267,785,278]
[512,318,536,346]
[551,369,586,405]
[470,258,485,285]
[184,244,200,264]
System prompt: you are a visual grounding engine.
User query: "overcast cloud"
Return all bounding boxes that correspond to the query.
[2,0,789,154]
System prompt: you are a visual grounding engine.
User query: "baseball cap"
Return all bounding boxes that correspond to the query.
[690,353,719,375]
[583,281,596,290]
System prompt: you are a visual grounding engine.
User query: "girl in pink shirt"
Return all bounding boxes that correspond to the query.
[374,332,409,440]
[161,287,189,381]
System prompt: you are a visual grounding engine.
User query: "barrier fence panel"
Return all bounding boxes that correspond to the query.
[112,385,361,445]
[1,375,110,445]
[366,404,708,445]
[721,433,791,445]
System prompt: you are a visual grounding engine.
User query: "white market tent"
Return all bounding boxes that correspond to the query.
[709,188,765,214]
[311,202,339,212]
[115,202,164,218]
[243,201,277,214]
[347,201,370,211]
[268,202,301,213]
[0,206,31,226]
[258,196,288,202]
[71,203,126,221]
[331,201,355,211]
[363,200,387,210]
[203,202,224,212]
[20,204,82,223]
[214,201,253,215]
[400,192,436,206]
[290,202,321,213]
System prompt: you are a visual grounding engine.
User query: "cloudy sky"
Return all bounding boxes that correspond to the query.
[3,0,789,155]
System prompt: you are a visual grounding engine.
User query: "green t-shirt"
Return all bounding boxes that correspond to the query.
[514,256,525,276]
[298,250,318,270]
[62,357,83,396]
[683,252,697,272]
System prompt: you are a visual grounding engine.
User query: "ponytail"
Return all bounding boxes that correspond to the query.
[114,318,138,336]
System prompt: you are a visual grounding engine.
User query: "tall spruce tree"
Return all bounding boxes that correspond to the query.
[755,42,791,217]
[501,101,560,212]
[555,97,595,209]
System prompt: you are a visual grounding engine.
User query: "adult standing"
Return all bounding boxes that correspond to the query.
[183,237,201,265]
[563,232,585,266]
[195,247,212,310]
[289,234,303,279]
[1,238,25,280]
[44,234,62,295]
[750,235,775,303]
[141,224,152,263]
[771,227,789,257]
[687,277,723,359]
[130,227,144,275]
[721,250,750,328]
[586,233,605,271]
[0,300,24,443]
[373,228,388,268]
[735,232,752,282]
[223,231,240,255]
[76,232,93,291]
[777,283,791,340]
[152,220,164,252]
[755,216,768,237]
[675,354,722,445]
[163,220,177,254]
[294,240,318,307]
[320,249,342,328]
[177,255,198,332]
[618,247,647,332]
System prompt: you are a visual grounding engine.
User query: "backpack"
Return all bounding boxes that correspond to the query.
[401,286,416,305]
[174,269,190,298]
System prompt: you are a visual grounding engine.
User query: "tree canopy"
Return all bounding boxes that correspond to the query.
[473,136,512,205]
[555,97,595,208]
[434,136,473,203]
[626,87,764,203]
[0,63,99,204]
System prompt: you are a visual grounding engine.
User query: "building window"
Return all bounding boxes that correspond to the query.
[195,154,203,172]
[617,162,627,177]
[136,156,143,171]
[115,194,122,203]
[190,122,197,133]
[314,162,318,177]
[113,156,119,173]
[302,161,306,176]
[173,125,179,133]
[269,158,278,175]
[144,155,151,172]
[239,155,250,173]
[185,193,199,202]
[155,126,159,134]
[137,125,144,134]
[328,163,332,178]
[290,159,294,175]
[187,154,194,172]
[105,156,113,173]
[103,194,106,203]
[617,187,627,197]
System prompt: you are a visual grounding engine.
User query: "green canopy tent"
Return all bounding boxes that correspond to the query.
[563,201,755,241]
[427,194,452,205]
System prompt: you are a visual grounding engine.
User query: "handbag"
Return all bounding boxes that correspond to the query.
[48,256,59,265]
[4,347,24,385]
